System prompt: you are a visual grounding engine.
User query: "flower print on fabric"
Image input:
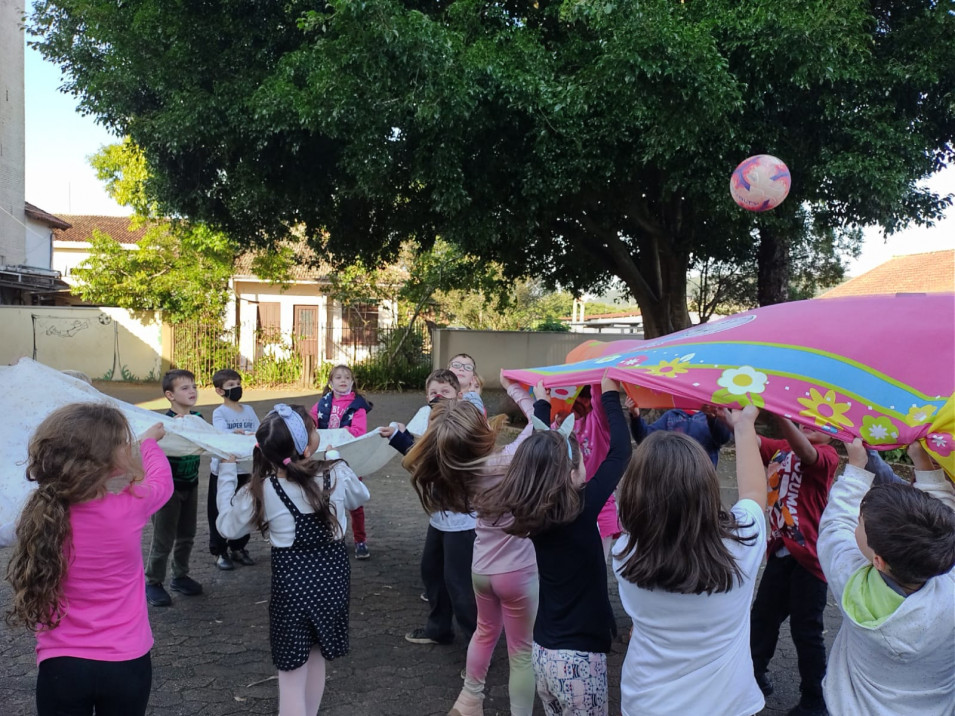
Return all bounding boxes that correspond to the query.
[926,432,954,458]
[716,366,769,396]
[860,415,899,446]
[906,405,937,425]
[643,358,689,379]
[797,388,853,430]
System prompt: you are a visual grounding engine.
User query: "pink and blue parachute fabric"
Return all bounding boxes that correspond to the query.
[502,294,955,481]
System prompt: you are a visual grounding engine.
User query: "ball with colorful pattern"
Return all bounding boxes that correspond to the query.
[730,154,791,212]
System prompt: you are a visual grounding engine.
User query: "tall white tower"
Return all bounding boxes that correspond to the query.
[0,0,26,266]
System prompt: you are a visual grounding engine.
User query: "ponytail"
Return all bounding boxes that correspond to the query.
[248,405,343,538]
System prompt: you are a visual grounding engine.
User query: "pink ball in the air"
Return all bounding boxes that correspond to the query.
[730,154,791,212]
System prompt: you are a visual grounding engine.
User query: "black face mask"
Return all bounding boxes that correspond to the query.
[223,386,243,402]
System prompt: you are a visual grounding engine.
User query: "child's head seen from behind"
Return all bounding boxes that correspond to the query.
[481,429,584,537]
[8,403,143,630]
[858,483,955,588]
[615,431,751,594]
[249,404,342,536]
[162,369,197,411]
[212,368,243,403]
[426,369,460,403]
[402,398,496,514]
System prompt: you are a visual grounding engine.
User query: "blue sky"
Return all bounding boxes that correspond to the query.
[24,40,954,275]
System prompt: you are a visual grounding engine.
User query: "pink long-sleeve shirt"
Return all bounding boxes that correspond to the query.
[471,383,537,575]
[35,439,173,664]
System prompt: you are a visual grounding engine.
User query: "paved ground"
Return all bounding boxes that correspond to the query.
[0,384,841,715]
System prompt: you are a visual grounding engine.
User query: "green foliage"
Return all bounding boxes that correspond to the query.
[245,351,304,387]
[72,140,294,320]
[31,0,955,335]
[71,223,236,321]
[532,317,570,332]
[171,323,241,385]
[89,138,154,218]
[879,448,912,466]
[352,323,433,390]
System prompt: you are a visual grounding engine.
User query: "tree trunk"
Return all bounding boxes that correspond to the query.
[618,246,692,339]
[756,226,791,306]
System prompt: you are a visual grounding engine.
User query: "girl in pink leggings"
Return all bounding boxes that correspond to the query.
[403,374,545,716]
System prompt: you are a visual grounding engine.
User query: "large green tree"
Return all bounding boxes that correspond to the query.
[75,140,289,320]
[32,0,954,336]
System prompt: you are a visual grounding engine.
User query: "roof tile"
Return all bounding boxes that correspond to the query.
[820,250,954,298]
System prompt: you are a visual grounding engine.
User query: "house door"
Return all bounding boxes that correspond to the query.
[293,305,319,359]
[256,302,281,359]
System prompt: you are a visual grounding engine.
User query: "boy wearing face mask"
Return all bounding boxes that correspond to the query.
[208,368,260,570]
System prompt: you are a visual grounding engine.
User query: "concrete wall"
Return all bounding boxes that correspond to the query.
[0,305,164,380]
[432,330,592,388]
[0,0,26,266]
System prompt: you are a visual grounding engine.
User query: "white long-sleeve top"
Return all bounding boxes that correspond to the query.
[817,465,955,716]
[215,460,369,548]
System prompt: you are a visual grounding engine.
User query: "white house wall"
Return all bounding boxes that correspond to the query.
[232,279,328,369]
[24,217,52,269]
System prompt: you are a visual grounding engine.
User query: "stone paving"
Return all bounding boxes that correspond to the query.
[0,386,841,715]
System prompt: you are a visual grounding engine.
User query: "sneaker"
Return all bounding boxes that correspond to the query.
[419,592,429,603]
[145,582,172,607]
[169,576,203,596]
[755,672,774,697]
[405,628,453,645]
[216,554,234,571]
[231,548,255,566]
[355,542,370,560]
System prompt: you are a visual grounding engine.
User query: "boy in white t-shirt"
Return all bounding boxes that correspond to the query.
[208,369,260,570]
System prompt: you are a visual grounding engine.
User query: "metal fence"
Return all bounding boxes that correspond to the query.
[169,320,432,389]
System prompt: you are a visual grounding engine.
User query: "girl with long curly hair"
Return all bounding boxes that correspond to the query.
[6,403,168,716]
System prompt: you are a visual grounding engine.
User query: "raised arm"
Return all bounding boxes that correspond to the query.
[724,405,766,510]
[584,376,632,512]
[703,405,733,446]
[817,439,872,597]
[774,415,818,466]
[136,425,173,509]
[909,441,955,511]
[624,396,649,443]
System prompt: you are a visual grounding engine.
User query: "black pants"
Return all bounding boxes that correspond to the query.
[750,553,828,699]
[208,472,252,556]
[421,525,477,641]
[36,652,151,716]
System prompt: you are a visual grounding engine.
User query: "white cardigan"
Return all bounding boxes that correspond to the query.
[817,465,955,716]
[216,459,369,548]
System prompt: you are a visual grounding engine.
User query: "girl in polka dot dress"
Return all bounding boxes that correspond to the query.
[216,404,369,716]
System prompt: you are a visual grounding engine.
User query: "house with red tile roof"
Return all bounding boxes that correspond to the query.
[818,249,954,298]
[52,216,397,368]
